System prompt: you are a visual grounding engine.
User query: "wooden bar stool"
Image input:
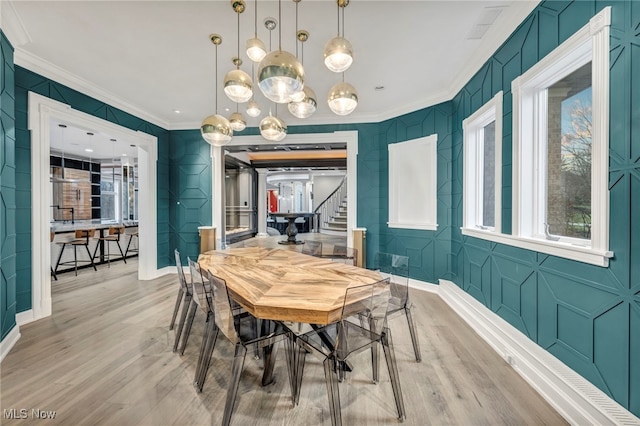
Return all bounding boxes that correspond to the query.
[93,226,127,267]
[124,226,139,258]
[54,229,98,276]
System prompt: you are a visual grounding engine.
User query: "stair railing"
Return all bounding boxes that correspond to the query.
[313,176,347,232]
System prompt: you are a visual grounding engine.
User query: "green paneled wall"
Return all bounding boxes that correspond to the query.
[376,103,455,283]
[447,0,639,415]
[1,31,17,340]
[13,66,172,311]
[169,130,213,262]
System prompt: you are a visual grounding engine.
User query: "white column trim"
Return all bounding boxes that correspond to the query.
[256,169,268,237]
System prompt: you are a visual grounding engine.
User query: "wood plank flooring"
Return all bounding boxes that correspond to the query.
[1,240,567,425]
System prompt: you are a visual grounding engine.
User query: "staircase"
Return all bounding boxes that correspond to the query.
[315,177,348,236]
[322,197,348,235]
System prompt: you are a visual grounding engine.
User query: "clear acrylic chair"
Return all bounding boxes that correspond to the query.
[290,278,405,426]
[301,240,323,257]
[171,249,192,352]
[186,258,218,392]
[176,257,213,356]
[205,270,291,426]
[331,245,358,266]
[373,252,421,363]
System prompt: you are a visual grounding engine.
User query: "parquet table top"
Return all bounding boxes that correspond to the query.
[198,247,382,324]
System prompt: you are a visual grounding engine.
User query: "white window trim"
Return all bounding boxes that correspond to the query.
[388,134,438,231]
[507,6,612,267]
[462,91,503,236]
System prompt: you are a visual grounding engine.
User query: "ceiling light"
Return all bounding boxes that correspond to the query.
[84,148,93,153]
[260,114,287,142]
[246,0,267,62]
[201,34,233,146]
[173,109,181,114]
[328,81,358,115]
[258,0,304,103]
[224,3,253,103]
[288,86,317,119]
[229,111,247,131]
[246,99,261,117]
[324,0,353,73]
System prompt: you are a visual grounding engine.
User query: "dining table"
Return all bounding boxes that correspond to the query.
[269,212,316,245]
[198,246,382,325]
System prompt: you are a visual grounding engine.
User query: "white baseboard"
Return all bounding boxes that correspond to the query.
[436,278,640,425]
[154,266,177,278]
[0,325,21,363]
[408,277,439,294]
[16,309,35,326]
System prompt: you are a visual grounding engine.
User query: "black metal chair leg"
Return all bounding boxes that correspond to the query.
[54,243,66,275]
[84,244,97,271]
[116,240,127,264]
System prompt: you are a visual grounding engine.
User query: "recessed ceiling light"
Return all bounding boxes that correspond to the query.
[375,85,385,91]
[225,107,230,112]
[84,148,93,152]
[110,139,117,142]
[173,109,181,114]
[122,153,127,157]
[130,144,136,147]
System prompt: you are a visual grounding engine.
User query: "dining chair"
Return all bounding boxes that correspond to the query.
[289,278,405,426]
[124,226,139,257]
[171,249,192,352]
[50,230,58,281]
[176,257,212,356]
[301,240,323,257]
[186,258,218,392]
[373,252,421,363]
[204,270,290,426]
[330,245,358,266]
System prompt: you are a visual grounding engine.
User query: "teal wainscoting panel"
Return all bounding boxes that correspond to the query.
[14,66,171,310]
[168,130,212,262]
[0,30,17,340]
[447,0,639,416]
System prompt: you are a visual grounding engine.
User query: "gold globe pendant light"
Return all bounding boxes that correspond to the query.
[257,0,304,104]
[289,85,317,118]
[246,0,267,62]
[246,99,261,118]
[260,113,287,141]
[324,0,353,73]
[229,109,247,131]
[201,34,233,146]
[288,30,317,118]
[224,2,253,103]
[328,78,358,116]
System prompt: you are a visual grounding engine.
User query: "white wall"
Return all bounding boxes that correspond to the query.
[312,175,344,209]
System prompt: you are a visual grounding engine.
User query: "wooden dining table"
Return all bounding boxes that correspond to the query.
[197,246,383,325]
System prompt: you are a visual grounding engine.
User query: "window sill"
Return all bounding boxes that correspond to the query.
[388,222,438,231]
[460,227,613,267]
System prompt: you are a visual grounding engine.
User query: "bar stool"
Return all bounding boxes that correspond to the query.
[54,229,98,276]
[124,226,139,258]
[93,226,127,267]
[50,230,57,281]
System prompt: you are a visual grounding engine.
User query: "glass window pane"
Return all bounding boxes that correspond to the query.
[482,121,496,228]
[546,62,592,239]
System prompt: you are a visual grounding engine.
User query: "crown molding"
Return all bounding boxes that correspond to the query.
[14,48,170,130]
[1,1,31,47]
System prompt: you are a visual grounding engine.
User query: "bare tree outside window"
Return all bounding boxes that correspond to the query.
[546,62,592,240]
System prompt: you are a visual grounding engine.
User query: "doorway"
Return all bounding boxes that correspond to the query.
[26,92,158,323]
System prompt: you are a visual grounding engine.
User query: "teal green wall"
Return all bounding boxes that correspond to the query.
[1,30,17,340]
[449,0,639,415]
[13,66,172,311]
[1,0,638,417]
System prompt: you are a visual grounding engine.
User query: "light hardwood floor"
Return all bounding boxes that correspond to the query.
[1,240,567,425]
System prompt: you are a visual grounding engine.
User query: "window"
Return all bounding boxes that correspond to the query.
[511,7,611,266]
[388,134,437,231]
[462,91,503,234]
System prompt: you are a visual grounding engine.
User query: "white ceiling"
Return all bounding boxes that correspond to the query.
[3,1,538,130]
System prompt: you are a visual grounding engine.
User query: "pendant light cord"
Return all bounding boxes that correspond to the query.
[254,0,258,38]
[237,12,240,68]
[278,0,282,51]
[214,44,218,114]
